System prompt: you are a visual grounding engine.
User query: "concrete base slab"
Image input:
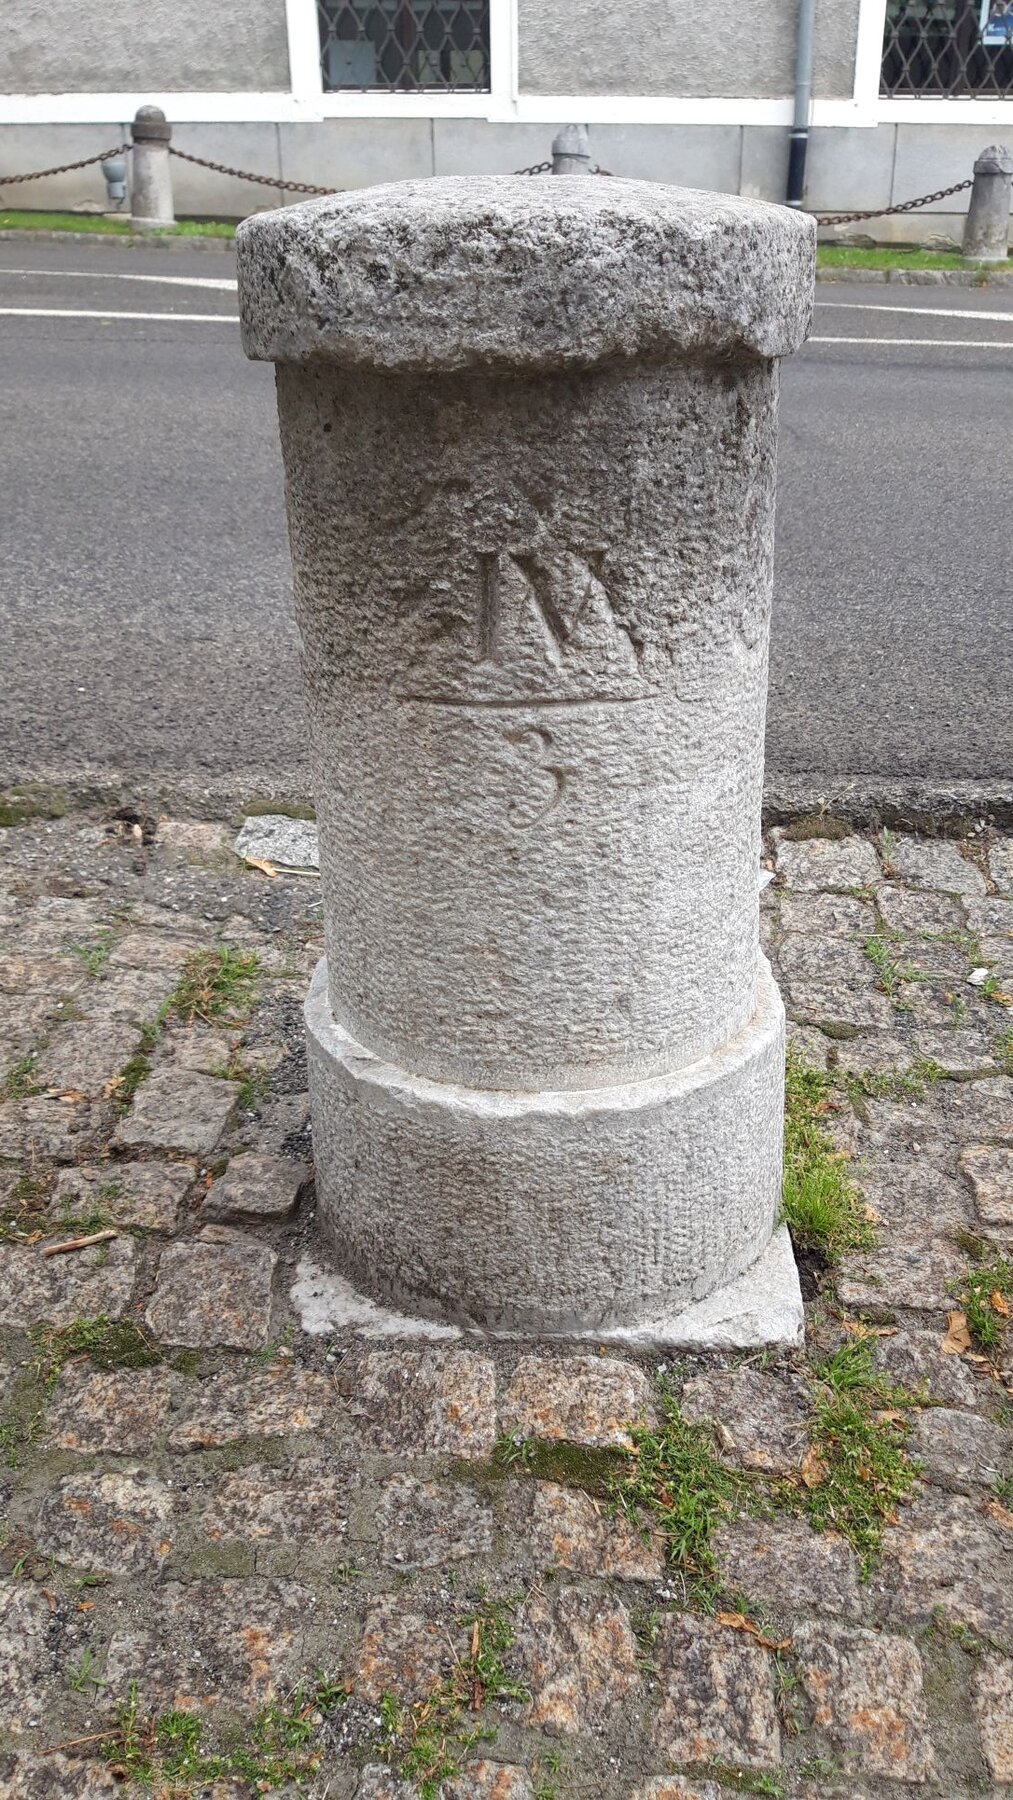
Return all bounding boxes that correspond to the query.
[289,1226,802,1351]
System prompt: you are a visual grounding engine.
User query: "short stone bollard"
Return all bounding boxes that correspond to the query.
[238,178,814,1345]
[551,124,591,175]
[130,105,174,232]
[963,145,1012,262]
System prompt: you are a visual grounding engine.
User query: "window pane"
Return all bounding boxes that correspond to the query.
[881,0,1013,97]
[318,1,491,93]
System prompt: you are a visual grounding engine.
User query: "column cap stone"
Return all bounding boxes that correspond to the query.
[237,176,815,374]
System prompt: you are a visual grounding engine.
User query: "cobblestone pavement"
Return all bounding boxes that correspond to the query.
[0,803,1011,1799]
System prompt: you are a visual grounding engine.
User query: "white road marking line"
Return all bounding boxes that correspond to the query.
[0,265,236,291]
[809,334,1013,347]
[816,299,1013,324]
[0,306,237,322]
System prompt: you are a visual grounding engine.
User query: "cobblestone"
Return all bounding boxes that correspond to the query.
[0,807,1010,1798]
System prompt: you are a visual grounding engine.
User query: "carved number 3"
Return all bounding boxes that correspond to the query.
[503,726,568,831]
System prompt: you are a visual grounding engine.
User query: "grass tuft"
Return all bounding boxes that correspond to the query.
[613,1381,743,1581]
[168,946,259,1026]
[0,209,235,238]
[783,1048,874,1262]
[957,1244,1013,1356]
[817,242,1006,275]
[1,1053,40,1101]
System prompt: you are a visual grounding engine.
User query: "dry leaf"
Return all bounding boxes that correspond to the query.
[716,1611,791,1652]
[941,1311,972,1356]
[986,1498,1013,1531]
[58,1090,87,1104]
[245,857,277,878]
[990,1290,1011,1318]
[875,1408,905,1425]
[842,1319,896,1339]
[800,1445,828,1489]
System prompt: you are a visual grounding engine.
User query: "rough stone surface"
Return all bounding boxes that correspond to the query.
[238,177,815,370]
[144,1237,276,1347]
[652,1613,781,1770]
[837,1234,967,1313]
[45,1363,173,1454]
[198,1461,349,1546]
[52,1160,194,1232]
[499,1354,655,1449]
[793,1620,936,1782]
[774,833,882,891]
[36,1468,175,1573]
[960,1145,1013,1225]
[200,1150,309,1223]
[168,1361,333,1449]
[113,1068,239,1154]
[872,1326,988,1410]
[909,1406,1012,1492]
[240,177,813,1338]
[0,1754,123,1797]
[0,1236,134,1328]
[990,838,1013,896]
[34,1018,141,1096]
[374,1475,493,1568]
[349,1348,496,1458]
[502,1480,663,1581]
[355,1598,464,1702]
[870,1491,1013,1641]
[887,834,988,895]
[513,1586,641,1732]
[714,1515,862,1620]
[678,1367,810,1472]
[104,1580,311,1710]
[0,1583,56,1731]
[877,883,967,937]
[234,814,320,872]
[0,1096,101,1162]
[973,1656,1013,1782]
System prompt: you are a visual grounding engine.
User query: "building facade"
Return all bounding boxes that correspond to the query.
[1,0,1011,241]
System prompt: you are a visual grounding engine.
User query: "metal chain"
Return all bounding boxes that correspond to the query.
[0,142,130,187]
[814,177,973,228]
[512,160,614,176]
[168,145,334,196]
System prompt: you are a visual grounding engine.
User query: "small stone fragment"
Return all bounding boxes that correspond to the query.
[652,1613,781,1770]
[168,1361,333,1449]
[114,1069,239,1155]
[678,1367,810,1473]
[502,1479,662,1581]
[793,1619,936,1782]
[0,1752,123,1797]
[869,1491,1013,1642]
[46,1363,173,1453]
[714,1515,862,1620]
[877,885,967,938]
[200,1151,309,1223]
[375,1474,493,1567]
[199,1461,349,1543]
[960,1145,1013,1226]
[0,1582,55,1730]
[989,839,1013,897]
[350,1348,496,1458]
[872,1326,985,1411]
[837,1234,966,1313]
[972,1656,1013,1782]
[774,834,881,892]
[37,1467,174,1573]
[145,1238,275,1348]
[888,835,987,896]
[499,1355,655,1449]
[515,1586,641,1732]
[909,1408,1011,1493]
[104,1579,310,1710]
[34,1018,142,1096]
[235,814,320,873]
[0,1095,101,1162]
[356,1597,463,1701]
[53,1160,195,1232]
[444,1764,535,1800]
[0,1236,134,1328]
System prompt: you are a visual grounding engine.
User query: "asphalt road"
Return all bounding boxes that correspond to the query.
[1,240,1011,807]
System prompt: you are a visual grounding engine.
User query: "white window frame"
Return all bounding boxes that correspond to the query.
[2,0,1011,128]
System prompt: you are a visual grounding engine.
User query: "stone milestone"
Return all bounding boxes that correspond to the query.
[238,176,814,1339]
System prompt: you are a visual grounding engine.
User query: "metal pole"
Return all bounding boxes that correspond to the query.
[551,124,591,175]
[787,0,817,208]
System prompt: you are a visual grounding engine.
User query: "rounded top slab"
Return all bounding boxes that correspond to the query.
[237,176,815,373]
